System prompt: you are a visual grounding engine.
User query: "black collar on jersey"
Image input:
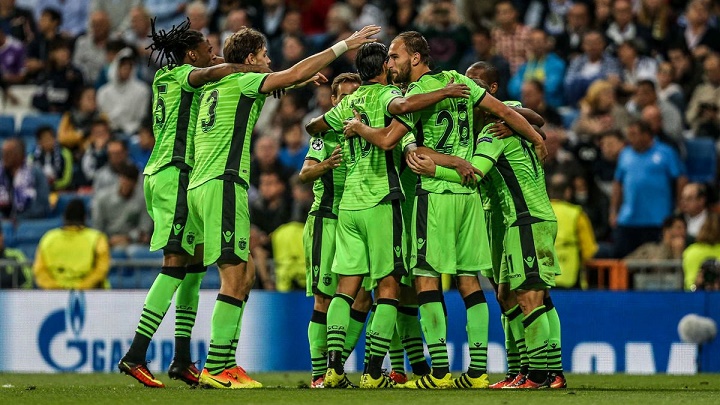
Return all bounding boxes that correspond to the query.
[361,80,382,86]
[417,68,443,81]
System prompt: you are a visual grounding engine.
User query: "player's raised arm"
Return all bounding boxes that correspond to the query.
[306,115,332,135]
[387,79,470,115]
[478,93,543,149]
[260,25,380,93]
[188,63,272,88]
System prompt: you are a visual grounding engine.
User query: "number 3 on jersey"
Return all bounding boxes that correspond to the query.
[201,89,219,132]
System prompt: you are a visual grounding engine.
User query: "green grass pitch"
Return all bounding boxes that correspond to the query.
[1,373,719,404]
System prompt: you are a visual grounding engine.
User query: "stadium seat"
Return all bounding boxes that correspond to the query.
[13,217,63,245]
[127,247,164,261]
[1,220,15,247]
[52,193,93,218]
[21,134,37,155]
[0,115,16,138]
[684,137,717,184]
[18,114,62,139]
[16,243,38,261]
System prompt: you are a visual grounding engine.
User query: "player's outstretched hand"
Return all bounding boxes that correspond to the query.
[325,145,342,169]
[488,121,513,139]
[344,25,381,50]
[407,153,436,177]
[534,142,548,164]
[296,72,329,88]
[443,78,470,99]
[343,109,363,138]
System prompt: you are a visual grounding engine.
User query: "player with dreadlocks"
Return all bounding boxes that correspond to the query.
[119,18,268,389]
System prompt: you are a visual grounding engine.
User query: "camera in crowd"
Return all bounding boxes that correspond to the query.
[694,259,720,291]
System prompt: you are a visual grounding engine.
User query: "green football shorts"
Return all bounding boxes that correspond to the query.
[481,207,507,284]
[144,165,196,255]
[332,200,406,281]
[187,179,249,266]
[303,214,339,298]
[501,220,561,291]
[411,192,491,276]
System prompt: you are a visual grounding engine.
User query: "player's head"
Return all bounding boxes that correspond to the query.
[355,42,388,82]
[224,26,269,66]
[147,17,213,68]
[466,61,499,95]
[388,31,431,85]
[64,198,87,226]
[547,173,572,201]
[330,73,361,106]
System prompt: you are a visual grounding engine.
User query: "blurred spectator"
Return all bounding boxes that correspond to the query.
[617,40,658,93]
[121,6,153,63]
[90,0,140,37]
[549,173,598,289]
[129,121,154,170]
[641,104,680,151]
[524,0,573,36]
[58,86,104,156]
[682,0,720,60]
[508,28,565,108]
[542,125,584,187]
[143,0,188,31]
[31,39,84,113]
[91,162,151,254]
[278,119,308,172]
[627,80,684,145]
[209,0,242,34]
[626,214,687,260]
[458,27,511,101]
[30,125,72,191]
[185,0,209,36]
[25,8,61,80]
[667,42,703,101]
[680,183,710,241]
[0,137,50,219]
[686,53,720,135]
[267,8,303,68]
[255,0,286,45]
[0,29,25,85]
[491,0,531,75]
[96,47,150,135]
[610,120,687,258]
[415,0,470,71]
[250,135,294,190]
[34,198,110,290]
[80,118,110,187]
[91,39,129,89]
[456,0,499,32]
[656,61,686,115]
[272,92,306,133]
[0,225,31,289]
[72,10,110,84]
[636,0,674,55]
[572,80,631,140]
[555,2,592,61]
[302,84,332,140]
[520,79,563,127]
[271,174,311,292]
[93,138,132,194]
[35,0,89,38]
[595,129,626,199]
[564,31,622,106]
[605,0,652,54]
[386,0,418,38]
[0,0,36,44]
[316,2,355,77]
[347,0,387,36]
[279,33,306,70]
[683,211,720,290]
[593,0,613,30]
[219,9,250,53]
[289,0,334,36]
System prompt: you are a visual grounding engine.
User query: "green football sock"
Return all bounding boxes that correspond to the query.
[389,329,405,373]
[506,305,528,373]
[125,266,185,363]
[397,305,430,376]
[367,299,399,379]
[544,296,563,373]
[502,313,521,374]
[308,310,328,380]
[327,294,353,373]
[464,291,489,377]
[224,296,247,370]
[206,294,244,375]
[418,290,449,378]
[343,309,368,362]
[174,265,206,364]
[363,309,375,368]
[523,305,549,384]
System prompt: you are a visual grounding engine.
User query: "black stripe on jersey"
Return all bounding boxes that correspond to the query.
[473,89,487,109]
[218,180,243,264]
[225,95,256,184]
[391,199,406,275]
[518,224,543,288]
[496,153,530,224]
[415,193,430,268]
[164,168,190,253]
[415,119,425,147]
[319,169,335,213]
[172,90,194,168]
[310,214,330,297]
[383,114,402,199]
[305,157,321,163]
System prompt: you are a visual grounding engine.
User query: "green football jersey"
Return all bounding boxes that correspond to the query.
[480,100,523,211]
[305,130,346,217]
[474,123,556,226]
[396,70,486,195]
[323,82,410,210]
[189,72,269,190]
[145,64,201,175]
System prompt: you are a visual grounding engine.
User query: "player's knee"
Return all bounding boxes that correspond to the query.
[314,295,332,312]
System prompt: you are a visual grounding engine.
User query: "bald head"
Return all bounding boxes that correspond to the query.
[641,105,662,133]
[2,138,25,171]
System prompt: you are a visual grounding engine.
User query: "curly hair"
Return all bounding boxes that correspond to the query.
[147,17,205,68]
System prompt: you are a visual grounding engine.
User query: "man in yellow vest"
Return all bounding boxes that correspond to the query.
[548,173,598,288]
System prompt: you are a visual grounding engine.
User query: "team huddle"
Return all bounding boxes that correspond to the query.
[115,17,565,391]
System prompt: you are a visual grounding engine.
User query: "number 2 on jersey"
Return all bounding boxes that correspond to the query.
[201,89,219,132]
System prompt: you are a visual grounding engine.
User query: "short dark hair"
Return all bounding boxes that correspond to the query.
[35,125,54,140]
[108,138,128,150]
[473,26,491,39]
[355,42,387,81]
[64,199,86,225]
[526,78,545,94]
[117,162,139,180]
[90,118,110,130]
[467,61,499,85]
[628,119,653,135]
[42,8,62,25]
[600,129,624,142]
[637,79,656,91]
[224,27,267,64]
[394,31,431,66]
[662,214,686,231]
[331,72,362,97]
[547,173,571,200]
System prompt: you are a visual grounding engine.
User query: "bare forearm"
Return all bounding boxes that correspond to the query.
[416,146,464,169]
[299,161,330,183]
[390,90,448,115]
[515,107,545,127]
[306,116,330,135]
[262,49,336,93]
[189,63,271,87]
[498,108,542,143]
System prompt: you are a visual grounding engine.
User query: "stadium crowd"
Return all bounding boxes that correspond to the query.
[1,0,720,291]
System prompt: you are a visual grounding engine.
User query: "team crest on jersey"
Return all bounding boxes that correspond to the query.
[311,138,324,151]
[186,232,195,245]
[238,238,247,251]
